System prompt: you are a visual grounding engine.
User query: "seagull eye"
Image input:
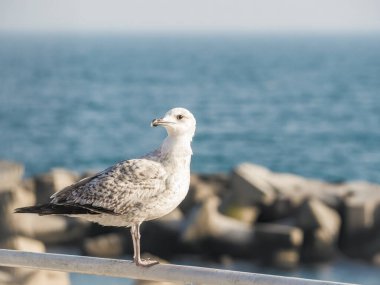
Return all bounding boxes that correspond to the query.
[176,115,184,120]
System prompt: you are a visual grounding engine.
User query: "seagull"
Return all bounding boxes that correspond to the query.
[15,107,196,267]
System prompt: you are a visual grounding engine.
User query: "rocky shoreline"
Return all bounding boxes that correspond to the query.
[1,160,380,285]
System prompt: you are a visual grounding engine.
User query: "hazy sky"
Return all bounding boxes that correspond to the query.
[1,0,380,32]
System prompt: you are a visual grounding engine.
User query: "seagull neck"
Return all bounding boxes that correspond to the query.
[161,135,193,157]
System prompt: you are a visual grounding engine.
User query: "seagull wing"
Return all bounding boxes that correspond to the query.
[51,159,167,215]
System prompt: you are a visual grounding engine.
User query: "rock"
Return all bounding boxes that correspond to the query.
[0,270,13,284]
[196,173,229,196]
[342,231,380,262]
[181,197,254,257]
[0,191,15,239]
[220,204,259,225]
[297,199,341,236]
[0,269,69,285]
[32,216,89,244]
[0,161,24,192]
[372,251,380,266]
[296,199,341,262]
[343,194,378,239]
[259,197,299,222]
[301,229,337,262]
[339,182,380,261]
[180,173,229,214]
[254,223,303,249]
[182,197,252,242]
[231,163,360,211]
[0,181,87,243]
[0,185,36,239]
[10,185,36,210]
[34,168,78,204]
[253,223,303,267]
[231,163,311,220]
[184,169,380,264]
[20,270,70,285]
[141,209,184,258]
[19,178,36,195]
[265,249,300,269]
[83,232,127,258]
[1,235,45,252]
[231,163,277,205]
[375,203,380,228]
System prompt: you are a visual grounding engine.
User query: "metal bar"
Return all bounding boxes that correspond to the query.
[0,249,356,285]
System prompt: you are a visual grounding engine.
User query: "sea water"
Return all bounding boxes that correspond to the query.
[1,33,379,182]
[1,33,380,284]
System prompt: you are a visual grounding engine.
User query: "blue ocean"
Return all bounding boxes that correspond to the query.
[1,34,379,182]
[1,33,380,284]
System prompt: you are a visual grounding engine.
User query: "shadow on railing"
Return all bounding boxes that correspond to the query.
[0,249,357,285]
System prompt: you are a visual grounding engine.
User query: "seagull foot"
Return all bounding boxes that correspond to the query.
[134,258,159,267]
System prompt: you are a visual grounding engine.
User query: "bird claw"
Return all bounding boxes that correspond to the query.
[134,258,159,267]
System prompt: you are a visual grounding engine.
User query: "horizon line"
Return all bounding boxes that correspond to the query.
[1,28,380,36]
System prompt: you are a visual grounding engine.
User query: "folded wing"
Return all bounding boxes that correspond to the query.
[48,158,167,215]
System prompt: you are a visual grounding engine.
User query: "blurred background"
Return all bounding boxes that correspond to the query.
[0,1,379,285]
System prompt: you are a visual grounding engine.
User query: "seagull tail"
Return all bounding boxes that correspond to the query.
[15,203,104,215]
[14,204,55,215]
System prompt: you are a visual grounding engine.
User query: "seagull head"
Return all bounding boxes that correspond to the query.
[151,107,196,139]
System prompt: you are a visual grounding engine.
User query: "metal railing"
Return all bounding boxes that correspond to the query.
[0,249,356,285]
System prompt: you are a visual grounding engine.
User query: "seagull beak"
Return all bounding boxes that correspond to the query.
[151,118,175,127]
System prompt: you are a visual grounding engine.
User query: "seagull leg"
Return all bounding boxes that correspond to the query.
[130,223,159,267]
[130,225,138,262]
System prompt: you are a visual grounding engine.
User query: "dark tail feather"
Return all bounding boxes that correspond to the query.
[15,204,59,215]
[14,204,100,215]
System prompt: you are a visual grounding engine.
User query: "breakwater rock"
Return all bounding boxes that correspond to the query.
[1,159,380,283]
